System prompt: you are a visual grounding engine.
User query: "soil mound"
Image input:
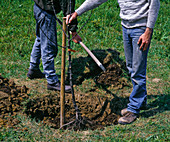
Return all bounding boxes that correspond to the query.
[25,93,123,130]
[0,75,29,128]
[0,49,130,130]
[69,49,129,86]
[0,73,127,130]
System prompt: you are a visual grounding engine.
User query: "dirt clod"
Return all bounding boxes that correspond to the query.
[0,75,29,128]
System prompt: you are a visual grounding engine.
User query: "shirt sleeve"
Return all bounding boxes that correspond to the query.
[147,0,160,29]
[75,0,108,16]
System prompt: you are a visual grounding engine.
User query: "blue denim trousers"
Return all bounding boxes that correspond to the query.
[122,26,150,114]
[29,4,58,84]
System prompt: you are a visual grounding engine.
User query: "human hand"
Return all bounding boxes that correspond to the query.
[138,27,153,51]
[66,12,78,25]
[71,32,82,43]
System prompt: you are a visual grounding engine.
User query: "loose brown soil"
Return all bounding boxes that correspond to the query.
[0,49,131,130]
[0,75,29,128]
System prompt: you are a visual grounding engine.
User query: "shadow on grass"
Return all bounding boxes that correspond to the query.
[97,84,170,117]
[104,93,170,117]
[66,48,129,85]
[140,94,170,118]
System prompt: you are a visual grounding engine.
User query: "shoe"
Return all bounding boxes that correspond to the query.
[47,81,71,93]
[121,105,147,116]
[27,69,45,79]
[118,111,138,125]
[121,102,148,116]
[121,108,128,116]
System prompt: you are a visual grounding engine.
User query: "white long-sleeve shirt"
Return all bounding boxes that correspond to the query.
[75,0,160,29]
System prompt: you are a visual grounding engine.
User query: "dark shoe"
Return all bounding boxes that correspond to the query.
[47,82,71,93]
[27,69,45,79]
[118,111,138,125]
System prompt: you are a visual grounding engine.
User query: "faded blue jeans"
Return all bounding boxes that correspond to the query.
[29,4,59,84]
[122,26,150,114]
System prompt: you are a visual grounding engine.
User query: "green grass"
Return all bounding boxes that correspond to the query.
[0,0,170,141]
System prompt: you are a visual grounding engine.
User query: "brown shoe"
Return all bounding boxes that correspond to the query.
[121,108,128,116]
[118,111,138,125]
[121,105,147,116]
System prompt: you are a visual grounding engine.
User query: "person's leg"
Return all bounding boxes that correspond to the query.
[27,4,45,79]
[127,27,149,114]
[32,4,58,84]
[122,26,133,76]
[119,26,150,124]
[34,4,71,92]
[29,24,41,70]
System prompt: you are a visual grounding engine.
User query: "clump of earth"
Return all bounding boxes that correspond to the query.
[25,93,120,130]
[0,49,130,130]
[0,75,29,128]
[68,48,129,86]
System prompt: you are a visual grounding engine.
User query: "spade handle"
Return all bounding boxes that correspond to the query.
[79,41,106,72]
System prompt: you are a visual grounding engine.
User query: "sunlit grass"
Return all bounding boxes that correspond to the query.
[0,0,169,141]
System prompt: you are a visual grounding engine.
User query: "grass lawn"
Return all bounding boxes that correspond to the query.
[0,0,169,141]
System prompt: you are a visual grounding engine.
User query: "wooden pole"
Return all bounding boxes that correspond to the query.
[60,18,67,128]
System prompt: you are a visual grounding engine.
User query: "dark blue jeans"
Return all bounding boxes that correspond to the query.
[122,26,150,114]
[29,4,58,84]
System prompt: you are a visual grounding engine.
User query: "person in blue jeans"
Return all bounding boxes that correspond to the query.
[66,0,160,124]
[27,0,82,93]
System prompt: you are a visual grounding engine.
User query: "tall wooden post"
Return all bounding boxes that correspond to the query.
[60,18,67,128]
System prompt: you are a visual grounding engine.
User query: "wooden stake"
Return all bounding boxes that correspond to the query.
[60,18,67,128]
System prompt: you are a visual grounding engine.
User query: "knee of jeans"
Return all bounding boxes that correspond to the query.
[131,69,146,81]
[131,76,146,86]
[44,55,55,61]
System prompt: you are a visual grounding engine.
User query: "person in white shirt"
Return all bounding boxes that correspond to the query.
[66,0,160,124]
